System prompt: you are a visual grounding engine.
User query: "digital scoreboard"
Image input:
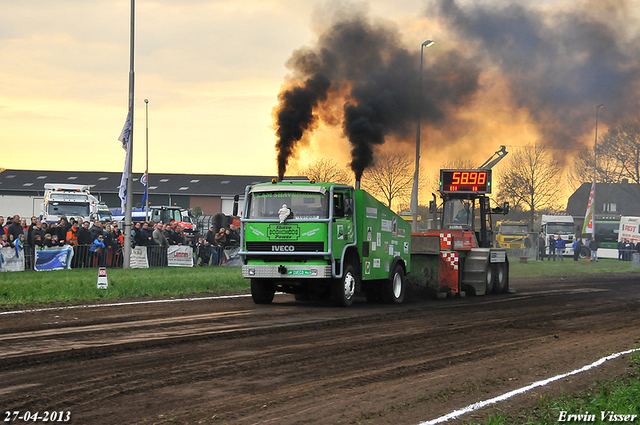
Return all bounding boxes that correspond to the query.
[440,169,492,194]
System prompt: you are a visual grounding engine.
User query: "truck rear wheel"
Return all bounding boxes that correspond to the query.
[251,279,275,304]
[492,263,507,293]
[382,264,405,304]
[332,263,357,307]
[484,264,494,295]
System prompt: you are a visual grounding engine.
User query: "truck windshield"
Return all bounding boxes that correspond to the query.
[48,202,90,217]
[249,192,329,220]
[443,199,473,229]
[501,225,528,235]
[546,223,574,234]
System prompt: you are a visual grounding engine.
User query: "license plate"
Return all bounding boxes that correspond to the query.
[287,270,310,276]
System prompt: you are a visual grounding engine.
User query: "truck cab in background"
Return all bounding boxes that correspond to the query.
[41,183,93,224]
[541,214,576,257]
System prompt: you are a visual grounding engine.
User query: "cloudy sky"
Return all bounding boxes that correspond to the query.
[2,0,639,184]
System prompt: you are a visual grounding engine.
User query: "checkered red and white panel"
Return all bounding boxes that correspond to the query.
[439,232,452,248]
[441,252,458,270]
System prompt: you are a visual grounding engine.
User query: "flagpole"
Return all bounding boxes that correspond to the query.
[123,0,135,269]
[144,98,149,221]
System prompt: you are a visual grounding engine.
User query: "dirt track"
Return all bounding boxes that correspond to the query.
[1,272,639,424]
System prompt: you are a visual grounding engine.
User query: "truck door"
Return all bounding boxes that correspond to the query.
[332,190,354,261]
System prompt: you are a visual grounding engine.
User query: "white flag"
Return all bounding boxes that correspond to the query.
[119,112,132,210]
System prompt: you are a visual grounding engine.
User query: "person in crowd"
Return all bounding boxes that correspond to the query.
[624,239,634,261]
[589,237,598,262]
[536,233,545,261]
[32,234,45,250]
[90,220,103,241]
[77,221,93,267]
[152,223,169,267]
[617,239,624,260]
[55,217,69,244]
[555,235,565,261]
[226,225,239,247]
[572,237,583,262]
[215,227,227,248]
[548,235,556,261]
[109,224,124,267]
[7,215,23,244]
[0,234,10,247]
[43,233,53,247]
[205,226,218,266]
[140,222,155,246]
[172,225,185,246]
[89,234,106,267]
[196,237,211,266]
[66,221,80,268]
[132,222,146,247]
[0,216,5,236]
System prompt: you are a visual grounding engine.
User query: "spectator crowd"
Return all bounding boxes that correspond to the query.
[0,214,241,269]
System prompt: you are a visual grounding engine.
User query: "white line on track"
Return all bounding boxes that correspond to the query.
[0,294,253,315]
[418,347,640,425]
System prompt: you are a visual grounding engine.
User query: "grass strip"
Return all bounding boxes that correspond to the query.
[468,352,640,425]
[0,266,247,308]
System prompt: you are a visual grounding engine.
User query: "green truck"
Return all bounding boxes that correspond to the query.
[240,180,411,306]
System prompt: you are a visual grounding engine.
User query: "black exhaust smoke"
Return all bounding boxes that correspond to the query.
[275,74,331,180]
[273,8,480,179]
[435,0,640,153]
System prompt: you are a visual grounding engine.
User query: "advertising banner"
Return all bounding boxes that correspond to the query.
[130,246,149,269]
[34,246,73,271]
[167,246,193,267]
[0,246,25,272]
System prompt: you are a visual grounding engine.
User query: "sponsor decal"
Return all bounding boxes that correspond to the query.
[302,227,320,237]
[365,261,371,274]
[268,224,300,240]
[249,226,265,237]
[373,258,380,268]
[381,219,392,232]
[366,207,377,218]
[404,242,409,254]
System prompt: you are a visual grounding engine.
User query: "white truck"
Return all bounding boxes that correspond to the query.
[618,216,640,245]
[541,214,576,257]
[41,184,94,223]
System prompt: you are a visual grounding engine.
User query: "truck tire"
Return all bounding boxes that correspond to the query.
[579,246,590,259]
[332,263,357,307]
[251,279,275,304]
[492,263,507,294]
[382,264,405,304]
[484,263,494,295]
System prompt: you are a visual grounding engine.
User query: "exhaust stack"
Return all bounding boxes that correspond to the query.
[355,180,361,190]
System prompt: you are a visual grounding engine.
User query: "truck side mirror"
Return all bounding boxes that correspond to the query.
[344,198,354,216]
[429,200,436,213]
[233,195,239,217]
[503,202,510,215]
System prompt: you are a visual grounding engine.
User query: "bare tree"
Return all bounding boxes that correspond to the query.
[567,148,623,191]
[361,152,415,209]
[300,158,352,184]
[497,144,563,224]
[597,119,640,184]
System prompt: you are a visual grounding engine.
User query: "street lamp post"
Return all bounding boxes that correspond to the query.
[594,104,604,182]
[410,40,435,233]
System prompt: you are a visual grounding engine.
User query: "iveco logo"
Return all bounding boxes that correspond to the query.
[272,245,295,252]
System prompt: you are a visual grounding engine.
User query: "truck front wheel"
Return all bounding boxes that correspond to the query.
[382,264,405,304]
[332,264,357,307]
[251,279,275,304]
